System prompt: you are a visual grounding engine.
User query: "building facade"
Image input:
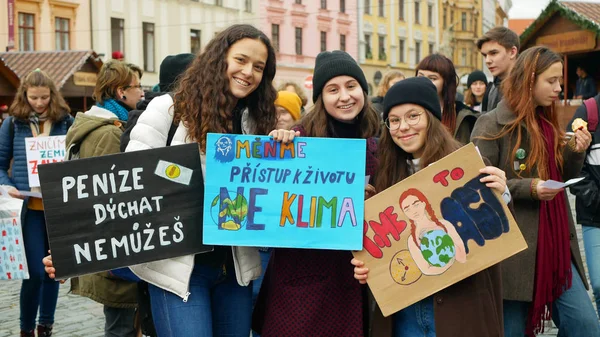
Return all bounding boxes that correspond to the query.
[1,0,91,52]
[261,0,357,105]
[359,0,439,95]
[439,0,483,81]
[91,0,258,87]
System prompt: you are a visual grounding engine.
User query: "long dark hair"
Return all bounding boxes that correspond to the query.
[173,24,278,151]
[375,110,462,193]
[299,92,380,138]
[416,54,458,133]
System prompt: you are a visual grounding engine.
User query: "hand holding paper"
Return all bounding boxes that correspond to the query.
[539,177,585,189]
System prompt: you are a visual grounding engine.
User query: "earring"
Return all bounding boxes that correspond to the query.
[122,96,127,100]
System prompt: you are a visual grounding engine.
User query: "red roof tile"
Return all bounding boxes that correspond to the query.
[509,19,535,35]
[562,1,600,26]
[0,50,101,89]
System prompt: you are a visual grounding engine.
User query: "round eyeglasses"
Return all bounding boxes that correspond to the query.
[384,111,425,131]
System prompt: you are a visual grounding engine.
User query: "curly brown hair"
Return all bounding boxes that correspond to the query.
[173,24,278,151]
[299,92,380,138]
[10,69,70,122]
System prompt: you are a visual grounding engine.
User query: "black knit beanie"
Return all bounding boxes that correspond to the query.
[312,50,368,103]
[159,53,195,92]
[383,76,442,121]
[467,70,487,88]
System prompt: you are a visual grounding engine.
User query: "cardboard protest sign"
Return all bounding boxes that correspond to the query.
[25,135,66,187]
[203,133,366,250]
[38,143,212,279]
[0,197,28,280]
[353,143,527,317]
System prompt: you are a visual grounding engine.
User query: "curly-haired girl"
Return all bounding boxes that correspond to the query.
[125,24,295,337]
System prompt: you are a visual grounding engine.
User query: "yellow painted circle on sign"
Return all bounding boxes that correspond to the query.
[165,164,181,179]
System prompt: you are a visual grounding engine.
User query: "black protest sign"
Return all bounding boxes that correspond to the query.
[39,143,212,279]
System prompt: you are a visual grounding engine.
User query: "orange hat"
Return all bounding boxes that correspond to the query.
[275,91,302,121]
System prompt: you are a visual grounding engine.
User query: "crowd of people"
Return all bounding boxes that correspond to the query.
[3,23,600,337]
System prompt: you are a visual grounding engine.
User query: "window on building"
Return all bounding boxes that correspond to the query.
[429,42,434,55]
[378,0,384,17]
[399,0,404,21]
[321,0,327,9]
[462,12,467,30]
[399,39,405,63]
[18,13,35,51]
[415,41,421,63]
[320,31,327,52]
[111,17,124,56]
[340,0,345,13]
[474,16,478,32]
[215,0,223,6]
[142,22,155,72]
[295,27,303,55]
[340,34,346,51]
[461,48,467,66]
[245,0,252,12]
[365,34,372,59]
[271,24,280,52]
[55,17,69,50]
[190,29,201,54]
[415,1,420,24]
[428,4,433,27]
[378,35,386,61]
[295,0,301,3]
[364,0,370,14]
[443,7,447,28]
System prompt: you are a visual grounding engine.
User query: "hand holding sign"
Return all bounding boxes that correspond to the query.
[38,143,212,279]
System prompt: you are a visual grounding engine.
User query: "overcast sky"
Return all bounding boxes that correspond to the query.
[509,0,600,19]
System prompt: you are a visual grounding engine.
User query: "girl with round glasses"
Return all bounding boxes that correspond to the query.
[352,76,508,337]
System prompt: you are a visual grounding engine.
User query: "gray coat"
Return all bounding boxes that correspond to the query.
[471,100,587,301]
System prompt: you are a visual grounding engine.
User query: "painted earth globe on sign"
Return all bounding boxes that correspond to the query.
[419,229,456,267]
[209,193,248,231]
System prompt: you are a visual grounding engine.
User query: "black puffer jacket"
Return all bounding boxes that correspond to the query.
[568,94,600,228]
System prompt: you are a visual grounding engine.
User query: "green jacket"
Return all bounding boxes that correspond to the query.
[66,106,138,308]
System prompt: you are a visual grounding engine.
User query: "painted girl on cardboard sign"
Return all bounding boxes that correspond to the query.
[400,188,467,275]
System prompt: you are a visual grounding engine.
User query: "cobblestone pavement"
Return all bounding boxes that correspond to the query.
[0,195,595,336]
[0,278,105,336]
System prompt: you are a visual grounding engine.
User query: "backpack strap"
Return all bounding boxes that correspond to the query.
[584,97,599,132]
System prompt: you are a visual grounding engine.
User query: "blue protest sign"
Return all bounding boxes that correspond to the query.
[203,133,366,250]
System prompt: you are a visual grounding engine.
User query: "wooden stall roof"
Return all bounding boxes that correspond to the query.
[521,0,600,46]
[0,50,103,90]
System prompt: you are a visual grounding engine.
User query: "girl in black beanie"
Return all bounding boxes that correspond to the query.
[464,70,488,112]
[352,76,509,337]
[253,50,380,337]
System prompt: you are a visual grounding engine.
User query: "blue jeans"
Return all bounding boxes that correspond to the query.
[251,249,271,337]
[148,262,252,337]
[583,225,600,316]
[393,296,436,337]
[20,209,59,331]
[504,262,600,337]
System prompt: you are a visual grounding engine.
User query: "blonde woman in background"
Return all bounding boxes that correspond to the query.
[371,70,406,118]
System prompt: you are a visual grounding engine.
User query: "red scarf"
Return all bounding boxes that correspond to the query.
[526,117,572,336]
